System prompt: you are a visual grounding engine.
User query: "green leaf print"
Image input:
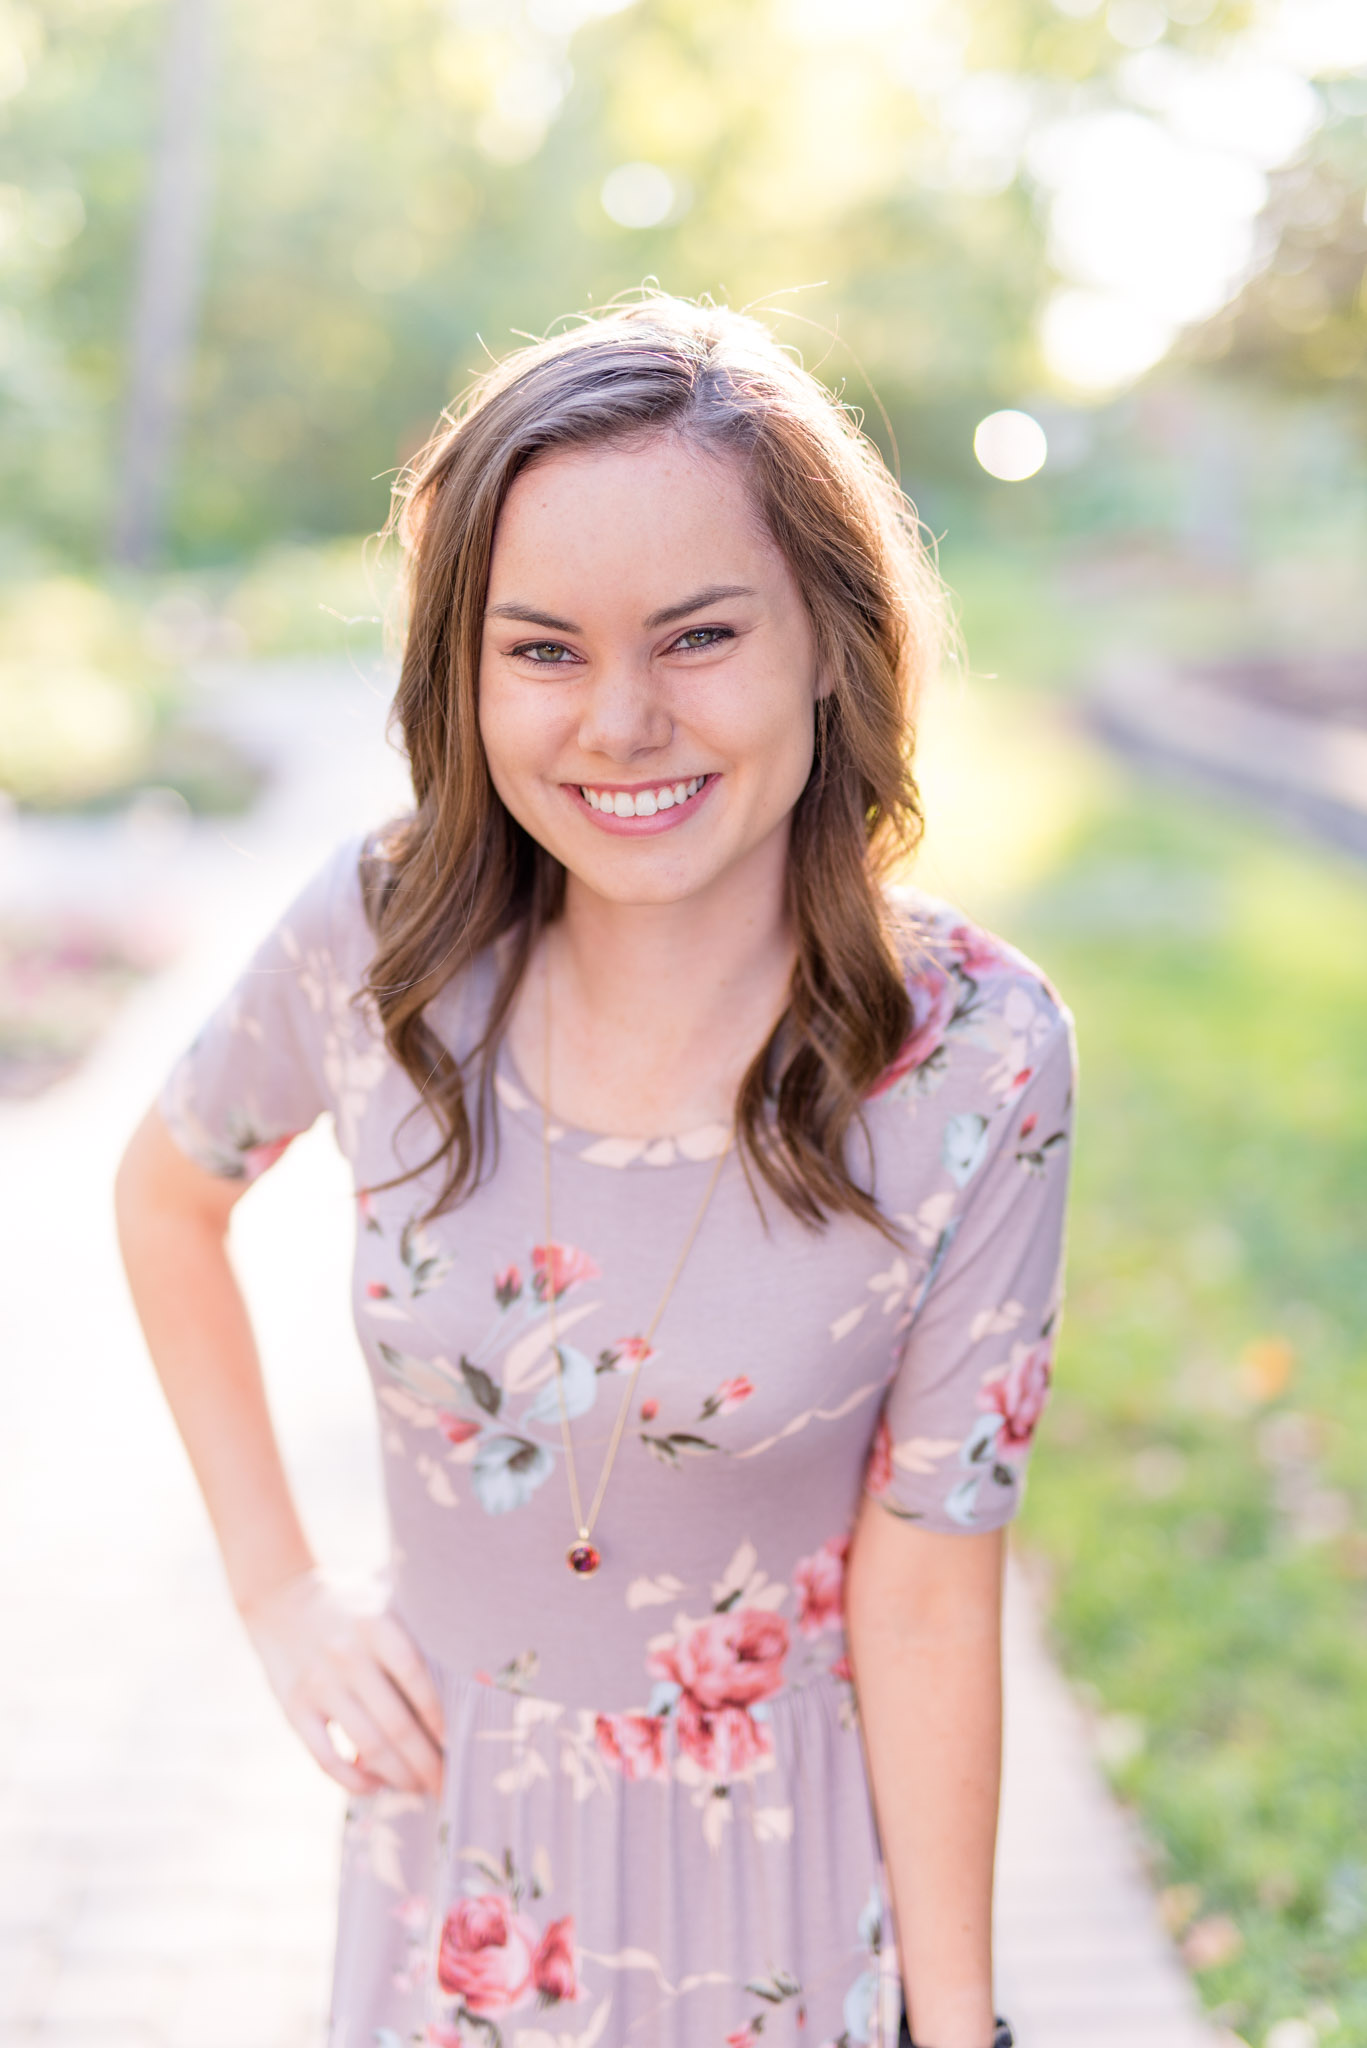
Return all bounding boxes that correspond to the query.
[376,1343,467,1408]
[460,1357,502,1417]
[1015,1128,1067,1176]
[398,1216,455,1296]
[639,1430,721,1467]
[745,1969,802,2002]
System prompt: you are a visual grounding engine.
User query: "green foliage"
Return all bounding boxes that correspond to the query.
[1189,79,1367,408]
[1008,776,1367,2040]
[0,544,386,807]
[6,0,1354,565]
[0,576,168,804]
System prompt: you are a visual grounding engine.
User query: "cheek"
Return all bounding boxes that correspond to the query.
[732,672,817,807]
[477,674,556,797]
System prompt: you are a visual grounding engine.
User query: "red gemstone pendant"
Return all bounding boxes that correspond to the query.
[567,1540,601,1576]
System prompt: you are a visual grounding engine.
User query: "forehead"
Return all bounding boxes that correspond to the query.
[487,434,786,594]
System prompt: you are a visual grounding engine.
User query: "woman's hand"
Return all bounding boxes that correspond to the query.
[241,1567,447,1798]
[115,1112,446,1803]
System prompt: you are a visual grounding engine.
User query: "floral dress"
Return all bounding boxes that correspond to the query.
[158,837,1075,2048]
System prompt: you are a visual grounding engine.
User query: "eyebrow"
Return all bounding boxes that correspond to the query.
[485,584,757,635]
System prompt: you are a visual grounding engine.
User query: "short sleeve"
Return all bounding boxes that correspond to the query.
[157,840,364,1181]
[867,1010,1076,1532]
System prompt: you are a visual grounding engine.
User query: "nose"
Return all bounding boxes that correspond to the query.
[576,657,673,763]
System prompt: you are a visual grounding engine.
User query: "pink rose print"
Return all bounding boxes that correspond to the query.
[531,1916,580,2003]
[366,1280,391,1300]
[608,1335,654,1369]
[435,1895,536,2013]
[531,1241,601,1303]
[648,1609,789,1779]
[727,2027,762,2048]
[1019,1111,1038,1140]
[793,1534,850,1637]
[674,1694,772,1776]
[868,960,956,1097]
[865,1414,893,1498]
[831,1652,852,1682]
[595,1710,669,1781]
[494,1264,522,1308]
[946,922,1003,980]
[653,1609,789,1712]
[639,1397,659,1422]
[978,1338,1054,1457]
[700,1375,754,1419]
[243,1133,298,1180]
[437,1412,481,1446]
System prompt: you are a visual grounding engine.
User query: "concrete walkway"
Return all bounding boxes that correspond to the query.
[0,664,1219,2047]
[1090,658,1367,864]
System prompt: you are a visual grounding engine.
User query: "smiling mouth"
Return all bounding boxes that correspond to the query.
[578,775,710,819]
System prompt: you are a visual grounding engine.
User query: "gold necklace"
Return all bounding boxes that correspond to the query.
[540,943,732,1576]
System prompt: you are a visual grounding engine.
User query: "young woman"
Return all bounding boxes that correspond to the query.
[116,298,1073,2048]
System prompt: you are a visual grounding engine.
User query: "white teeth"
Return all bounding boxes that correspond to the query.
[580,775,709,817]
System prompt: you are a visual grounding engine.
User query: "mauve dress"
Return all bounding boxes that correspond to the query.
[157,836,1075,2048]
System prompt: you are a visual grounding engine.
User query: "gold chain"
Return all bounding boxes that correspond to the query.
[540,939,731,1569]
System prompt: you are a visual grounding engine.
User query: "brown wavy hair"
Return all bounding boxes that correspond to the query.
[361,295,950,1235]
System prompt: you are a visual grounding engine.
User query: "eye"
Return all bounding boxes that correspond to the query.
[669,626,733,653]
[513,640,578,665]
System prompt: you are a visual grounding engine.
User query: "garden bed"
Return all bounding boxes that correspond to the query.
[0,916,166,1097]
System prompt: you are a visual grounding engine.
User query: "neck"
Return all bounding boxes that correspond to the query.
[556,844,793,1030]
[529,834,797,1136]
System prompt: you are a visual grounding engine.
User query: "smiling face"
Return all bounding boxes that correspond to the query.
[477,433,823,912]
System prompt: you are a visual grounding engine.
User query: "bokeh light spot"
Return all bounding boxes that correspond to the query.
[1106,0,1166,49]
[973,410,1048,482]
[600,162,675,228]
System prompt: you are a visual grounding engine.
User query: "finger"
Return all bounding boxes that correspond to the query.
[347,1661,445,1795]
[369,1614,447,1746]
[332,1686,432,1794]
[296,1709,385,1796]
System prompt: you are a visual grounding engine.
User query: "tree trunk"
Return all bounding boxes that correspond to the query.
[109,0,219,569]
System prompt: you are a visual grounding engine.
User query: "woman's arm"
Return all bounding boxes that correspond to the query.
[845,1495,1005,2048]
[114,1105,446,1797]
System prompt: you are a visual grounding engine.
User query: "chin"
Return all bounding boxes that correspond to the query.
[570,864,717,908]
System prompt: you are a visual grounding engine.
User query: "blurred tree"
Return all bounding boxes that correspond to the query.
[0,0,1358,565]
[1183,79,1367,411]
[109,0,219,567]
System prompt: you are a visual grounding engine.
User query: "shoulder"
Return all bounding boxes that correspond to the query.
[870,888,1074,1106]
[272,832,375,980]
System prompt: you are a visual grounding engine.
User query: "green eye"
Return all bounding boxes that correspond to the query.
[518,642,572,663]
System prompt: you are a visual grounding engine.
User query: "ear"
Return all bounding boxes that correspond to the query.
[814,663,836,702]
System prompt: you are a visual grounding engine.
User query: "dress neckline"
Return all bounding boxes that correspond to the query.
[492,1035,732,1173]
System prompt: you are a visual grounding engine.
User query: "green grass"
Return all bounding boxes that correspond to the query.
[1007,779,1367,2042]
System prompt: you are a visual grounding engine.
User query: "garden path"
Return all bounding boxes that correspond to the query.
[0,662,1220,2047]
[1089,658,1367,864]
